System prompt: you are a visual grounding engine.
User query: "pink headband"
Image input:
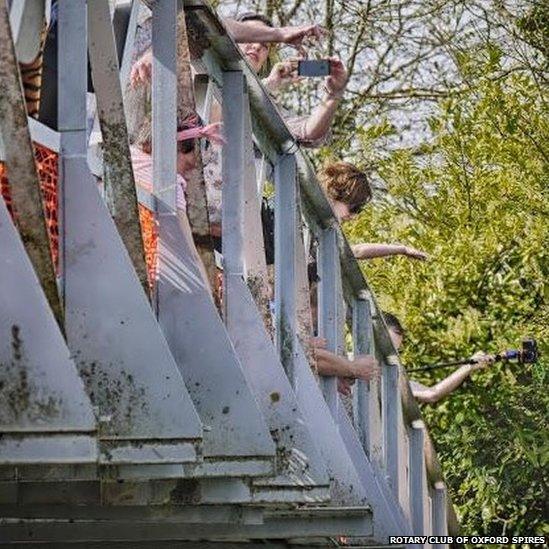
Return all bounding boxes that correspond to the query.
[176,122,226,145]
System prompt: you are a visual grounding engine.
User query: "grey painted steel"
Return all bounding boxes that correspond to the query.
[150,14,275,473]
[0,198,96,465]
[119,0,140,88]
[62,154,203,473]
[383,360,401,498]
[59,0,202,473]
[317,226,339,415]
[336,400,412,541]
[0,117,60,161]
[221,70,245,277]
[87,0,149,294]
[294,342,371,510]
[221,71,329,502]
[9,0,45,64]
[0,511,373,543]
[0,503,263,524]
[151,0,177,212]
[409,421,426,535]
[352,297,373,453]
[432,482,448,547]
[225,276,330,502]
[274,154,299,385]
[0,1,62,325]
[153,208,275,475]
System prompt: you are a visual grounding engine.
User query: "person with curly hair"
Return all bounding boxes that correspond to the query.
[319,162,429,261]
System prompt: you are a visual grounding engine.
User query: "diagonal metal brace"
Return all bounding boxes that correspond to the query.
[0,0,63,326]
[88,0,149,295]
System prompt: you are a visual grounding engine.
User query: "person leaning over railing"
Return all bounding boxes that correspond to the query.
[129,11,338,243]
[306,162,431,394]
[318,162,429,262]
[383,312,495,404]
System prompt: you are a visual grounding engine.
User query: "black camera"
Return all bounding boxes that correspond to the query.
[520,338,539,364]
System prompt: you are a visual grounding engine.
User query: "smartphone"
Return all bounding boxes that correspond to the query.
[297,59,331,77]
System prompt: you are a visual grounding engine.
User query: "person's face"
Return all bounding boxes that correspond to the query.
[388,327,403,351]
[177,149,196,174]
[240,22,271,72]
[331,199,359,223]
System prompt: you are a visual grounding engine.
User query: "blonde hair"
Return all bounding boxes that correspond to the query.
[319,161,372,210]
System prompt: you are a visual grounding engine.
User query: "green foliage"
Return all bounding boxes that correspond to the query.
[344,56,549,535]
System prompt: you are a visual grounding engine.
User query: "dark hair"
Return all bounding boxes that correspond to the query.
[236,12,274,27]
[382,311,405,336]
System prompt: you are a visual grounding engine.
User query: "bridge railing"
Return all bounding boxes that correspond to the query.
[0,0,458,545]
[178,0,460,539]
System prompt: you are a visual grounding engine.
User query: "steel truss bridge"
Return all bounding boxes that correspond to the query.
[0,0,459,547]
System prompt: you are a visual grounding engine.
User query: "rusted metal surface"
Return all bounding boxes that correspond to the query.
[0,0,62,326]
[87,0,149,295]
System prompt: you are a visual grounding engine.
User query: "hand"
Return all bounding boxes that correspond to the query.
[310,336,327,349]
[337,377,355,396]
[469,351,496,370]
[130,49,152,88]
[263,60,302,92]
[350,355,380,382]
[324,57,348,97]
[277,24,326,54]
[402,246,429,261]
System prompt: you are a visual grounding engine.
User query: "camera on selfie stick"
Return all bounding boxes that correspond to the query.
[408,338,540,372]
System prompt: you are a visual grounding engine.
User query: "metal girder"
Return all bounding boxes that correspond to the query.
[150,13,277,473]
[294,342,370,511]
[153,206,275,477]
[382,360,401,498]
[87,0,150,294]
[0,197,97,468]
[409,421,426,535]
[8,0,46,64]
[336,400,412,542]
[225,275,330,503]
[274,154,299,385]
[0,0,62,326]
[318,226,341,415]
[0,509,372,543]
[58,0,203,476]
[174,2,217,291]
[221,71,330,505]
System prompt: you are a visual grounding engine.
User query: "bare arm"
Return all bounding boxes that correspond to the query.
[315,348,379,381]
[316,348,356,377]
[223,18,324,48]
[411,353,494,404]
[352,243,428,261]
[297,58,347,142]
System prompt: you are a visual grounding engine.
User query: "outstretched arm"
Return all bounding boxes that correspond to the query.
[352,243,428,261]
[411,352,494,404]
[313,337,379,379]
[224,19,324,49]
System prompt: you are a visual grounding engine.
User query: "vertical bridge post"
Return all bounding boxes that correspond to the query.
[409,420,426,534]
[221,71,245,295]
[353,294,373,452]
[275,153,298,385]
[318,225,340,416]
[383,354,401,498]
[432,481,448,547]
